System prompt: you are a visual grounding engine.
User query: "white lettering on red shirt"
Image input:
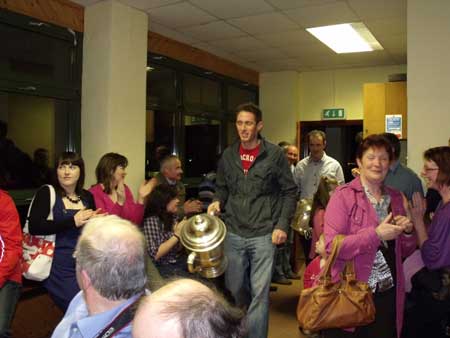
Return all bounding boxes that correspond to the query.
[239,144,260,175]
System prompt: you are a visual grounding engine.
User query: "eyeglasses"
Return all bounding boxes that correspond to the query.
[423,166,439,172]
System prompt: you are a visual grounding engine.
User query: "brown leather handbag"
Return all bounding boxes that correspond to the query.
[297,235,376,332]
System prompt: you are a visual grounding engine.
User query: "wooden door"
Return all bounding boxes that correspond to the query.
[363,83,386,137]
[386,81,407,139]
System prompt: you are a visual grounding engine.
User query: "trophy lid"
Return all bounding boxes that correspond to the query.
[180,213,227,252]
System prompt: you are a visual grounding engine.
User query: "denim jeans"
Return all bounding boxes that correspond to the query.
[225,232,275,338]
[0,281,21,338]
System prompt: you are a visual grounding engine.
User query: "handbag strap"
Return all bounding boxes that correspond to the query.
[23,185,56,235]
[320,234,345,281]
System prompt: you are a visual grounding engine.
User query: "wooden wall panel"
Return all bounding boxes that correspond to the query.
[148,31,259,86]
[0,0,84,32]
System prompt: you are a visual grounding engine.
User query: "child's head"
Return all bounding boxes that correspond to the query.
[315,234,326,258]
[312,176,338,210]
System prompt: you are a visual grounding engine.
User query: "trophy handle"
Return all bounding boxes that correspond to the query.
[187,251,200,274]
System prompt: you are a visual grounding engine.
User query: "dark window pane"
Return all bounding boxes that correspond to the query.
[227,121,238,147]
[0,92,67,190]
[0,22,74,86]
[183,74,220,111]
[184,116,221,177]
[146,65,176,109]
[146,110,175,176]
[227,85,257,111]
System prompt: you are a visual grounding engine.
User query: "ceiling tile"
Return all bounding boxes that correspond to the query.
[256,29,316,47]
[234,48,287,62]
[147,2,217,28]
[335,50,396,66]
[117,0,182,10]
[149,21,200,44]
[228,12,299,35]
[189,0,274,19]
[347,0,406,20]
[279,40,334,58]
[284,2,359,28]
[182,21,247,41]
[209,36,267,51]
[266,0,339,10]
[377,34,406,52]
[365,17,406,38]
[190,43,246,62]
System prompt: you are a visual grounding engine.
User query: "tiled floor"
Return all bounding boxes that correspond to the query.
[268,277,306,338]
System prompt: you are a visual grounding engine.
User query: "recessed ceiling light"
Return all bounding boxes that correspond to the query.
[306,23,383,54]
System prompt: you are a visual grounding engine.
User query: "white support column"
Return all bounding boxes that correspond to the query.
[408,0,450,172]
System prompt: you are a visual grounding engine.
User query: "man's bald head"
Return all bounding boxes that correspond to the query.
[133,279,246,338]
[75,215,147,300]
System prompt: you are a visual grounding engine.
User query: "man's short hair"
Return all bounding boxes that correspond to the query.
[278,141,290,148]
[159,154,179,172]
[307,130,326,143]
[382,132,401,159]
[235,102,262,123]
[135,279,247,338]
[75,215,147,300]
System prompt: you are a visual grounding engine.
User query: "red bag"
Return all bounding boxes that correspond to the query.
[21,185,56,281]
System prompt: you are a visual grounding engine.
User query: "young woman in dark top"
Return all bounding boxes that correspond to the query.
[28,152,102,311]
[142,184,187,278]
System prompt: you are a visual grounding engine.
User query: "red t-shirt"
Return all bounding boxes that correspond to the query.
[239,143,260,175]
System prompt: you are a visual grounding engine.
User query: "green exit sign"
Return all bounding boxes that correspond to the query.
[322,108,345,120]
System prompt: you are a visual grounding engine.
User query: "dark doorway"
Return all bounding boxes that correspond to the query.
[298,120,363,183]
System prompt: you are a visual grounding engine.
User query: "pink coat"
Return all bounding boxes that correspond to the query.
[89,184,144,225]
[324,178,417,338]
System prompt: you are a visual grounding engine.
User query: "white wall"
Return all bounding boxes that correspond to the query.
[260,71,299,144]
[260,65,406,145]
[408,0,450,173]
[299,65,407,121]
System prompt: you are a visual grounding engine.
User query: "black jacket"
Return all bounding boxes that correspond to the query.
[215,138,297,238]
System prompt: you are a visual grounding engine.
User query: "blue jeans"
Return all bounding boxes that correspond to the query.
[225,232,275,338]
[0,281,21,338]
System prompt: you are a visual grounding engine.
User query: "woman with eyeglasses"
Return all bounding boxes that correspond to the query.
[28,152,101,311]
[89,152,155,225]
[404,146,450,338]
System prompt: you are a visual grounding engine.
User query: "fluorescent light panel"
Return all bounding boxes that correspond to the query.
[306,23,383,54]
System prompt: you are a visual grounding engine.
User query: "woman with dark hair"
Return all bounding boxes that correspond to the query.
[322,134,416,338]
[28,152,100,311]
[403,146,450,338]
[89,152,154,224]
[308,175,338,260]
[142,184,187,278]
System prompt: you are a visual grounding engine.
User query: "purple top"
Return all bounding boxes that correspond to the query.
[324,177,417,338]
[89,184,144,225]
[421,201,450,269]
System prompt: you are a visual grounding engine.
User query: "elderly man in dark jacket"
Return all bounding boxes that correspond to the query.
[208,103,297,338]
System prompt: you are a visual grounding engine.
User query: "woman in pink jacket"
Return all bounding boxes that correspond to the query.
[89,152,154,225]
[322,134,417,338]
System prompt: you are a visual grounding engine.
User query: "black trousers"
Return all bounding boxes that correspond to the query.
[322,288,397,338]
[299,235,312,264]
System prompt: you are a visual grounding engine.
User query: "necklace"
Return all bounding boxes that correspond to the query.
[65,195,81,203]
